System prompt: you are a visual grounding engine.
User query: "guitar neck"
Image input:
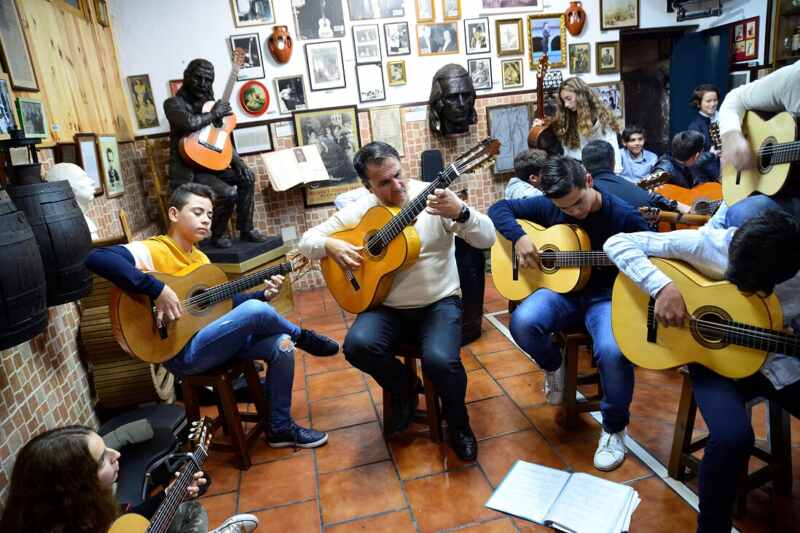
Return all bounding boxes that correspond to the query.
[184,262,293,308]
[541,251,613,268]
[220,65,240,104]
[146,449,208,533]
[694,317,800,357]
[761,140,800,166]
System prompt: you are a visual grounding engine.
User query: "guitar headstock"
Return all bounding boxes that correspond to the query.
[448,137,501,179]
[536,54,549,82]
[638,169,671,191]
[287,251,311,275]
[188,417,214,453]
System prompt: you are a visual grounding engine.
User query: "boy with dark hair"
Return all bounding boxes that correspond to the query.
[87,183,339,449]
[619,125,657,184]
[504,148,547,200]
[488,155,650,471]
[654,130,718,188]
[605,208,800,532]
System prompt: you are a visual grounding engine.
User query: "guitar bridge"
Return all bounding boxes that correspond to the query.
[344,270,360,291]
[647,298,658,343]
[199,141,223,153]
[151,301,168,340]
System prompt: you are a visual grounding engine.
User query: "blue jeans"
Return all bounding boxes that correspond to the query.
[165,299,302,433]
[343,296,469,429]
[509,287,633,434]
[689,365,800,533]
[725,193,800,228]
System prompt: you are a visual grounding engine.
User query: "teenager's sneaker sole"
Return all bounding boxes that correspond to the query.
[268,433,329,449]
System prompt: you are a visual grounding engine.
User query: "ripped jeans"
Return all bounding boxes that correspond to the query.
[165,299,302,433]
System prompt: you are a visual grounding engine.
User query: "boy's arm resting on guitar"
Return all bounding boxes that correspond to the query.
[164,97,230,134]
[86,247,164,299]
[487,197,548,243]
[603,231,682,298]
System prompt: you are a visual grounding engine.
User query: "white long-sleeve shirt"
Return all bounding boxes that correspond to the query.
[604,225,800,389]
[299,179,496,309]
[563,120,623,174]
[718,61,800,136]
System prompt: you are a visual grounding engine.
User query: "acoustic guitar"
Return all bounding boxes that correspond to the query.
[178,49,245,172]
[108,419,212,533]
[527,55,560,154]
[110,254,309,364]
[611,258,798,378]
[655,182,722,215]
[722,110,800,206]
[490,221,614,301]
[321,138,500,314]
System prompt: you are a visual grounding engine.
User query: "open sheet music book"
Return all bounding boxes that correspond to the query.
[485,460,640,533]
[260,145,329,191]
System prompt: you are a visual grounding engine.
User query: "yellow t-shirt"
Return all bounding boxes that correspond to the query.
[123,235,209,275]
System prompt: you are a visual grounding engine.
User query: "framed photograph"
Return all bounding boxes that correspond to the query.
[496,18,524,56]
[464,18,490,55]
[468,58,492,91]
[729,70,751,91]
[384,21,411,56]
[293,106,361,207]
[97,134,124,198]
[415,0,435,23]
[528,14,566,69]
[0,73,17,140]
[386,60,407,86]
[230,33,265,80]
[232,123,273,155]
[596,40,620,74]
[54,142,77,164]
[600,0,639,31]
[486,103,534,175]
[168,79,183,97]
[732,16,758,63]
[480,0,541,12]
[348,0,404,20]
[417,22,459,56]
[356,63,386,103]
[274,75,308,114]
[589,81,624,120]
[57,0,89,18]
[293,0,345,40]
[126,74,159,129]
[239,80,270,116]
[369,106,404,156]
[501,58,524,89]
[353,24,381,64]
[668,0,721,21]
[306,41,346,91]
[0,0,39,91]
[229,0,274,27]
[16,97,47,139]
[442,0,460,20]
[93,0,109,27]
[568,42,591,74]
[74,133,103,195]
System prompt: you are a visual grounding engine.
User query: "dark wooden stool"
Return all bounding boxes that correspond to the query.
[558,326,603,428]
[382,344,444,442]
[668,369,792,515]
[181,359,269,470]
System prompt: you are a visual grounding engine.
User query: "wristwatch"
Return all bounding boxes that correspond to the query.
[455,204,470,224]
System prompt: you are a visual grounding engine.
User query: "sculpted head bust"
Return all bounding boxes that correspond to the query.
[181,58,215,103]
[428,64,477,136]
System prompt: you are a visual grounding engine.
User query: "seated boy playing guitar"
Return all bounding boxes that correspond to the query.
[87,183,339,449]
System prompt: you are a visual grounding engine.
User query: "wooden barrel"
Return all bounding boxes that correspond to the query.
[0,190,48,350]
[7,180,93,306]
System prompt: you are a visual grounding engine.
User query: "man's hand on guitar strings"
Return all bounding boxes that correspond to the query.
[325,237,364,271]
[426,188,463,219]
[155,284,183,326]
[262,274,285,301]
[721,130,755,171]
[515,235,540,270]
[654,282,690,328]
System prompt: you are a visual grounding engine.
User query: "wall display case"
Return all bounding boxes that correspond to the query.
[773,0,800,65]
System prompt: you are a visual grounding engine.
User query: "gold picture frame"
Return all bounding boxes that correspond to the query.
[596,40,620,74]
[527,13,566,69]
[496,18,524,56]
[387,60,407,86]
[415,0,435,23]
[0,72,17,141]
[442,0,461,20]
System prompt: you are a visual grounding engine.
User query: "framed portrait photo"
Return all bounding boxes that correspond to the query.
[415,0,435,23]
[464,17,490,55]
[386,60,407,86]
[729,70,751,91]
[486,102,534,175]
[442,0,461,20]
[232,123,273,155]
[501,58,524,89]
[417,22,459,56]
[306,41,346,91]
[274,75,308,114]
[528,13,566,69]
[0,73,17,141]
[293,0,345,39]
[168,79,183,97]
[589,81,624,120]
[0,0,39,91]
[596,40,620,74]
[356,63,386,103]
[600,0,639,31]
[93,0,109,27]
[126,74,159,129]
[348,0,404,20]
[468,58,492,91]
[74,133,103,195]
[568,42,591,74]
[16,97,47,139]
[480,0,541,12]
[229,0,274,27]
[97,134,124,198]
[496,18,524,56]
[384,21,411,56]
[732,16,758,63]
[239,80,270,116]
[353,24,381,64]
[230,33,265,80]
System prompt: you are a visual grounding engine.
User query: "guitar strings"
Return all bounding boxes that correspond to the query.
[182,263,293,310]
[148,447,208,531]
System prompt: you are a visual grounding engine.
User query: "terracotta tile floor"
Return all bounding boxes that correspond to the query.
[198,277,800,532]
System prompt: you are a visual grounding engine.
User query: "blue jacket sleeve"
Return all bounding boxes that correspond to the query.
[488,197,553,243]
[232,290,266,307]
[85,246,165,299]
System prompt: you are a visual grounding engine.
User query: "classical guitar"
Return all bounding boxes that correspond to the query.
[321,138,500,314]
[655,182,722,215]
[638,207,710,229]
[491,221,614,301]
[527,54,561,155]
[708,121,722,153]
[722,110,800,206]
[108,419,212,533]
[612,258,798,378]
[178,49,245,172]
[110,253,309,364]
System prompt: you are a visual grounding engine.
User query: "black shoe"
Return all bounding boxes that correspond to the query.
[211,235,233,248]
[268,423,328,449]
[449,426,478,461]
[390,388,418,434]
[295,329,339,357]
[240,228,269,242]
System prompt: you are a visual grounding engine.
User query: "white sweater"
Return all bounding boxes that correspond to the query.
[563,120,623,174]
[298,179,496,309]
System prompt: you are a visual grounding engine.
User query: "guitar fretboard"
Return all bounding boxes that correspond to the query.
[147,447,209,533]
[761,140,800,166]
[540,251,614,268]
[184,262,293,310]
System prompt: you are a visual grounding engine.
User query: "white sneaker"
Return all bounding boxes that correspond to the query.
[544,363,565,405]
[593,429,626,471]
[211,513,259,533]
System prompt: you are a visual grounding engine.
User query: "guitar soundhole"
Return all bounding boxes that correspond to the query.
[189,288,211,312]
[759,137,777,173]
[363,230,387,260]
[691,306,732,350]
[539,249,557,273]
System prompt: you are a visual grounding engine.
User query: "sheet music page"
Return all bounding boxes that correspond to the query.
[484,460,571,524]
[545,473,635,533]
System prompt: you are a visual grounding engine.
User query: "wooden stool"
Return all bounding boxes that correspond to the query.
[181,359,269,470]
[558,326,603,428]
[668,369,792,515]
[382,345,445,442]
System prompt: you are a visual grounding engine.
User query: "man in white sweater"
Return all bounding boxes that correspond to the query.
[298,142,495,460]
